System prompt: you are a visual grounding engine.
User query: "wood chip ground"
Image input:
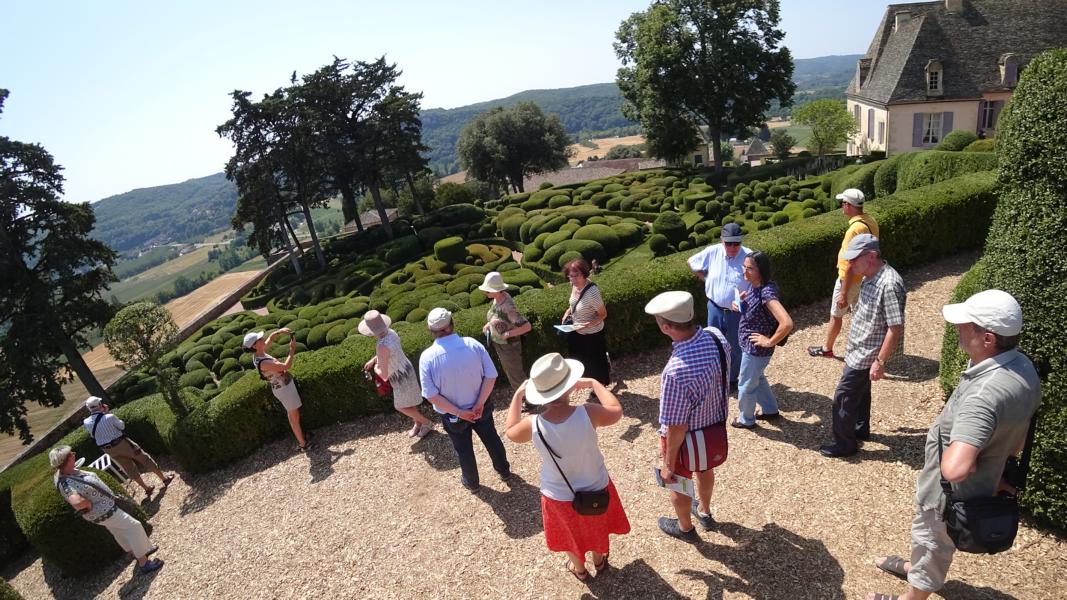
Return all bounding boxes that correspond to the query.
[4,253,1064,599]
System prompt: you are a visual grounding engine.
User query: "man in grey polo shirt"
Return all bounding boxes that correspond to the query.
[820,234,905,458]
[869,290,1040,600]
[419,307,511,492]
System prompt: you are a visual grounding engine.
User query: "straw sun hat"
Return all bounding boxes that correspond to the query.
[478,272,508,293]
[357,310,392,336]
[525,353,585,405]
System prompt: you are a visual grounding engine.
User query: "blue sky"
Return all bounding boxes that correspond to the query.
[1,1,913,205]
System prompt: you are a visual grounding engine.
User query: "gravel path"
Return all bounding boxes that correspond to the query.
[5,253,1064,599]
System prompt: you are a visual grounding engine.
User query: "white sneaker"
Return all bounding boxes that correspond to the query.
[416,422,434,438]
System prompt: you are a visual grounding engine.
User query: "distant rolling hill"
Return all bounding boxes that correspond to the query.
[90,172,237,254]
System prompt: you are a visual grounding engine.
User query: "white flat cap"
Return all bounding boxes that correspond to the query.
[427,307,453,331]
[644,291,694,323]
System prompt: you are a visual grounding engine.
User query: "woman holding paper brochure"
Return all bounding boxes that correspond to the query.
[504,353,630,581]
[560,258,610,385]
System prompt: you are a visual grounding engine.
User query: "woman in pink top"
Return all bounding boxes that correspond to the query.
[504,353,630,582]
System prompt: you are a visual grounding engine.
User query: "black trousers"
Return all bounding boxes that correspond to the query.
[440,399,510,488]
[831,365,872,452]
[567,328,611,385]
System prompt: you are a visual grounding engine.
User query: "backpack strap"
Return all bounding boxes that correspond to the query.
[90,412,104,442]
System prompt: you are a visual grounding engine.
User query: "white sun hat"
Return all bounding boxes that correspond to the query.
[525,353,585,405]
[478,272,508,293]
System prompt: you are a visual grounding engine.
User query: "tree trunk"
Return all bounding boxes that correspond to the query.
[300,203,327,269]
[368,183,394,239]
[57,335,110,402]
[709,127,724,174]
[405,172,425,214]
[339,183,363,231]
[277,210,302,276]
[282,212,304,256]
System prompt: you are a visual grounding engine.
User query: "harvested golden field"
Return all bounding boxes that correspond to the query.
[569,135,646,164]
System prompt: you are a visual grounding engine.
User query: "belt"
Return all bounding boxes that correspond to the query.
[711,301,731,312]
[98,436,125,450]
[91,505,118,524]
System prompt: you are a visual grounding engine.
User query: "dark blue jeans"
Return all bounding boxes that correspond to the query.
[707,301,742,386]
[832,365,872,452]
[440,400,510,488]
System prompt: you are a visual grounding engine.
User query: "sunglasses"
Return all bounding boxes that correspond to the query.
[724,242,741,247]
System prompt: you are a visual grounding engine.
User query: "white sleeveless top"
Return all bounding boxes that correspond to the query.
[531,406,610,501]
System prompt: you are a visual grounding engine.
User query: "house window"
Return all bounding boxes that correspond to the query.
[878,121,885,145]
[925,59,943,96]
[853,104,861,125]
[979,100,1002,131]
[922,113,943,144]
[693,154,703,165]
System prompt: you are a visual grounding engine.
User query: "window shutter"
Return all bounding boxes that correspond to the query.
[942,112,954,137]
[868,109,874,140]
[912,113,923,147]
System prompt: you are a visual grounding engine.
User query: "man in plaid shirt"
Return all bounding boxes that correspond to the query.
[645,291,730,541]
[821,234,906,458]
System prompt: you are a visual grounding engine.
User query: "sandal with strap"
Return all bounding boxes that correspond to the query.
[807,345,836,358]
[593,553,609,573]
[564,558,588,581]
[875,555,909,580]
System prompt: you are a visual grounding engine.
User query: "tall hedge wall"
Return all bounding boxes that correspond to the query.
[0,578,22,600]
[945,48,1067,530]
[895,150,997,193]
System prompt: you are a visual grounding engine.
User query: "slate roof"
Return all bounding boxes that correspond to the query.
[847,0,1067,106]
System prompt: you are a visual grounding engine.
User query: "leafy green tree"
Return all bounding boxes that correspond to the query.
[456,102,573,194]
[639,108,703,164]
[604,144,645,159]
[791,98,857,157]
[0,89,118,442]
[433,182,476,209]
[103,302,184,416]
[615,0,795,172]
[769,128,796,160]
[720,141,734,164]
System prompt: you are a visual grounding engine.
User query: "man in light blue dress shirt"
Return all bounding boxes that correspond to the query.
[687,223,751,388]
[419,308,511,492]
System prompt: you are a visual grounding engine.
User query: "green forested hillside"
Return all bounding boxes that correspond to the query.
[90,172,238,253]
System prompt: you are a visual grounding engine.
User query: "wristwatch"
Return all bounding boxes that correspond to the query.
[874,356,886,366]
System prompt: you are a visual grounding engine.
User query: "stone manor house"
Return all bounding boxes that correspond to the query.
[846,0,1067,156]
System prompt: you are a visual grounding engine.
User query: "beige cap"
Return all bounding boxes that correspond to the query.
[644,291,694,323]
[525,353,585,405]
[427,307,453,331]
[357,310,392,336]
[478,272,508,293]
[943,289,1023,336]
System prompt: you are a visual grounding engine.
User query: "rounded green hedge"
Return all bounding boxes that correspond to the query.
[433,236,467,265]
[652,212,686,245]
[572,224,621,256]
[935,129,979,151]
[541,239,606,268]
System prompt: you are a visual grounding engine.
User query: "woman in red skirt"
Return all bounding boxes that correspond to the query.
[504,352,630,581]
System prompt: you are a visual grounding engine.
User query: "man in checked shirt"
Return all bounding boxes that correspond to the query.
[820,234,906,458]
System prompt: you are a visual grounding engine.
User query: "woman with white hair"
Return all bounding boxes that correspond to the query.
[504,353,630,582]
[359,310,434,438]
[50,445,163,575]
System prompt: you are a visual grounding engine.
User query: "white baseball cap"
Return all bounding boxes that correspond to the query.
[242,331,265,349]
[427,307,453,331]
[942,289,1023,336]
[644,291,695,323]
[836,188,865,206]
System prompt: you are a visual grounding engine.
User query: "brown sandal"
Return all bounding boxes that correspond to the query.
[593,553,609,572]
[875,555,908,580]
[565,559,588,581]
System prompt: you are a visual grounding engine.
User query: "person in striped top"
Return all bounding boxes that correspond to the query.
[83,396,173,498]
[645,291,730,541]
[561,258,610,385]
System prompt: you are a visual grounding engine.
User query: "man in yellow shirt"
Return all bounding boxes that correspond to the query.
[808,188,879,359]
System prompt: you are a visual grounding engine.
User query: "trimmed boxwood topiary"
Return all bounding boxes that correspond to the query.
[433,236,467,265]
[542,239,606,267]
[648,233,670,256]
[573,224,621,256]
[934,129,979,151]
[652,212,686,246]
[962,138,995,152]
[179,368,213,389]
[895,151,996,192]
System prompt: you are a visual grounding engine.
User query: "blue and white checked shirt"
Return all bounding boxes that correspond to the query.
[658,327,731,436]
[83,412,125,446]
[845,262,906,370]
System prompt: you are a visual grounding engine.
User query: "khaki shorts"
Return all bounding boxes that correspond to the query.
[106,438,161,478]
[830,278,861,318]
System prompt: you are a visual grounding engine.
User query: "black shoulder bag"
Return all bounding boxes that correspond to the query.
[536,417,609,515]
[937,425,1020,554]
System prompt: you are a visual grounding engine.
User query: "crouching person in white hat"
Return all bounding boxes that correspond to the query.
[504,353,630,581]
[243,328,311,452]
[51,445,164,575]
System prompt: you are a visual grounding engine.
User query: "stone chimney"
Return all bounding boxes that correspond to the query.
[894,11,912,32]
[945,0,964,13]
[857,58,872,86]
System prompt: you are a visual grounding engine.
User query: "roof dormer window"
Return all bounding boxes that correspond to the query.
[925,59,943,96]
[1000,53,1020,86]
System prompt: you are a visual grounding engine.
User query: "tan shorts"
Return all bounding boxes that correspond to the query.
[830,278,861,318]
[106,438,161,478]
[272,380,303,411]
